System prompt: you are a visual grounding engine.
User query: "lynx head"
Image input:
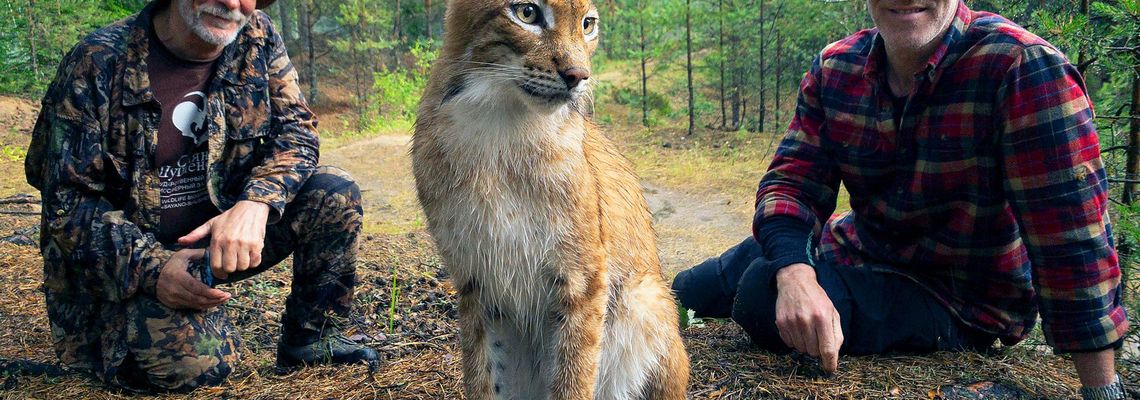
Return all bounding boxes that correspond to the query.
[438,0,599,114]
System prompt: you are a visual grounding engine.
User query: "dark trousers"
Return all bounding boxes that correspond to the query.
[674,237,996,355]
[117,166,362,391]
[219,166,362,345]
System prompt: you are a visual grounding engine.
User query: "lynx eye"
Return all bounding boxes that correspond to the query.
[583,17,597,35]
[512,4,542,25]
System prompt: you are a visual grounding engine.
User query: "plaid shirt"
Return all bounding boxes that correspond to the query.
[753,1,1125,352]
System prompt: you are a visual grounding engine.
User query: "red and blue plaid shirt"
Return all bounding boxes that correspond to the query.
[753,1,1125,352]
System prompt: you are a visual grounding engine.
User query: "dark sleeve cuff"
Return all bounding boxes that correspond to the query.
[140,247,175,297]
[754,215,814,270]
[240,180,287,223]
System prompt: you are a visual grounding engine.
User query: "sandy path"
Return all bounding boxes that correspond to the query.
[321,134,751,276]
[321,134,422,236]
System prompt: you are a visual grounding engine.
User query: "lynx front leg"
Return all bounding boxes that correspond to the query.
[548,269,608,400]
[458,284,495,400]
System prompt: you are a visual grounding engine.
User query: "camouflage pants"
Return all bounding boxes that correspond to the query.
[114,166,363,391]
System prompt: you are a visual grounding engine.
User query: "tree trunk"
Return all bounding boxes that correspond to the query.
[1125,59,1140,206]
[718,0,726,129]
[729,33,741,130]
[393,0,402,41]
[351,3,365,134]
[773,2,785,128]
[297,0,310,53]
[757,0,766,133]
[686,0,694,136]
[27,0,39,81]
[602,0,618,57]
[1077,0,1090,74]
[389,0,402,70]
[425,0,433,42]
[775,17,782,126]
[1024,0,1042,24]
[741,98,747,130]
[639,4,648,128]
[276,0,295,42]
[298,0,318,104]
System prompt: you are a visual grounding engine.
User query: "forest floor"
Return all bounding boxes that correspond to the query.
[0,86,1135,399]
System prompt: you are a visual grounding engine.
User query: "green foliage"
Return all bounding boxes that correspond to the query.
[1,145,27,162]
[633,0,874,132]
[611,86,673,119]
[365,40,436,130]
[0,0,139,97]
[591,79,615,123]
[1032,9,1088,49]
[370,71,419,119]
[332,0,395,55]
[1117,202,1140,320]
[693,98,716,119]
[1117,203,1140,265]
[612,86,640,106]
[387,262,401,334]
[331,0,396,133]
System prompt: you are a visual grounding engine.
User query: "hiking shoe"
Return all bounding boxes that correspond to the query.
[276,331,380,369]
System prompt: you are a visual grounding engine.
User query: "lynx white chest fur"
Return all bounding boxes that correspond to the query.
[411,0,690,399]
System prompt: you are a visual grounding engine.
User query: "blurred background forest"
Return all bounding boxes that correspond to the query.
[0,0,1137,289]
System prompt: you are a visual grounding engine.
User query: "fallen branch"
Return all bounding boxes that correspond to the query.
[1077,57,1099,72]
[1106,46,1140,52]
[0,196,38,205]
[0,358,78,378]
[410,369,449,380]
[0,210,38,216]
[384,341,444,350]
[1098,115,1140,121]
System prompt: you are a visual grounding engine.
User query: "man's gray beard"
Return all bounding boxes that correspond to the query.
[177,0,249,47]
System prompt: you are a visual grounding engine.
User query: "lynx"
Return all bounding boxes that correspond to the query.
[411,0,690,399]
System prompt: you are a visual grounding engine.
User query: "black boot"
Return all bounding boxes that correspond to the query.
[276,329,380,369]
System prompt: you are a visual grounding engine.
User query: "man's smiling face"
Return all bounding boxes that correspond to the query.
[177,0,257,47]
[867,0,958,53]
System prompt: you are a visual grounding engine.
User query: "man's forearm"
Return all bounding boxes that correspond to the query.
[1072,349,1115,387]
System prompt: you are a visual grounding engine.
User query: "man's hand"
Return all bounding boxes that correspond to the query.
[156,249,231,310]
[177,200,270,279]
[775,263,844,374]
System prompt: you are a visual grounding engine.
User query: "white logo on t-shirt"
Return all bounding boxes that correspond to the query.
[172,91,208,145]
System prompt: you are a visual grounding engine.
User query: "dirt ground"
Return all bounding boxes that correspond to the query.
[321,132,750,277]
[0,96,37,198]
[0,95,1134,399]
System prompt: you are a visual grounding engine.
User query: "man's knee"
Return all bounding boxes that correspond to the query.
[304,166,362,207]
[285,166,361,241]
[123,297,241,392]
[129,353,237,392]
[292,166,363,229]
[730,258,789,352]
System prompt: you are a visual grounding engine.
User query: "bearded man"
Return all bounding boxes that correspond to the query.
[673,1,1127,398]
[26,0,378,392]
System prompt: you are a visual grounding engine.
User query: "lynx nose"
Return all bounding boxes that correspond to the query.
[559,68,590,90]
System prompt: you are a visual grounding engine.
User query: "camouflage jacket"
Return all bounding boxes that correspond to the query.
[24,1,318,379]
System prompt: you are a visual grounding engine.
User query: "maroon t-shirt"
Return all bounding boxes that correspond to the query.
[147,24,220,245]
